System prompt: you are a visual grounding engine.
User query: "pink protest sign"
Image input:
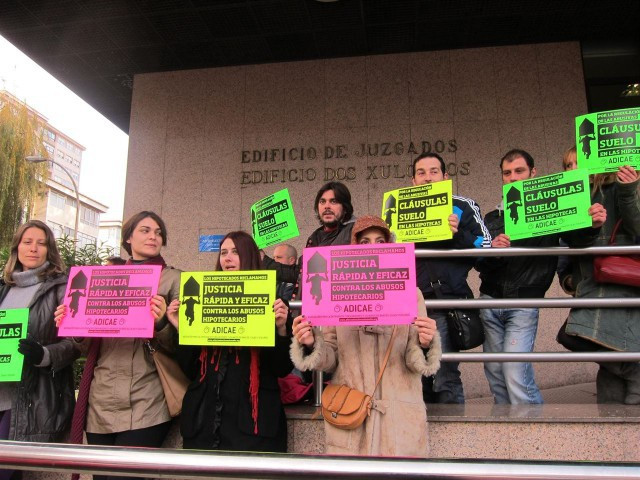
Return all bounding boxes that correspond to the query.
[58,265,162,338]
[302,243,417,326]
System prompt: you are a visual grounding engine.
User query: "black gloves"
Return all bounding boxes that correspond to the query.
[18,338,45,366]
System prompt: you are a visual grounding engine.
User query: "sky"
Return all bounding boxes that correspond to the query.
[0,34,128,222]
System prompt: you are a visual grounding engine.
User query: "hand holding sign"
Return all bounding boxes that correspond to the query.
[492,233,511,248]
[292,315,314,347]
[273,298,288,337]
[617,165,639,183]
[589,203,607,229]
[150,295,167,324]
[448,213,459,234]
[54,304,67,327]
[167,299,180,329]
[415,316,436,348]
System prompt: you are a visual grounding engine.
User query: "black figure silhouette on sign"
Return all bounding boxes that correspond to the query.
[68,270,88,318]
[183,297,200,326]
[579,118,596,160]
[383,194,397,228]
[306,251,328,305]
[506,186,523,225]
[182,276,201,327]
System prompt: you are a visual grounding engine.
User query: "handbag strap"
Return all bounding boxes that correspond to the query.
[608,219,623,245]
[423,261,445,299]
[371,325,398,397]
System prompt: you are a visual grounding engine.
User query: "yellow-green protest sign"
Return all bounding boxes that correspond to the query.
[382,180,453,242]
[503,169,592,241]
[251,188,300,249]
[576,107,640,174]
[178,271,276,346]
[0,308,28,382]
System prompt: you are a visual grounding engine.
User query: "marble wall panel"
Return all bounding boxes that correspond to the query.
[366,54,410,127]
[366,124,412,215]
[407,50,453,125]
[450,47,498,122]
[453,119,502,212]
[494,44,543,120]
[244,62,287,131]
[325,56,367,129]
[282,60,325,129]
[537,42,588,119]
[203,66,245,133]
[165,69,207,140]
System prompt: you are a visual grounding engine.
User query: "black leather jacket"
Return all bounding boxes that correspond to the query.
[0,274,78,442]
[477,207,559,298]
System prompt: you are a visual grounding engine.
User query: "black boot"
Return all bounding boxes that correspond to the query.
[596,366,625,404]
[598,361,640,405]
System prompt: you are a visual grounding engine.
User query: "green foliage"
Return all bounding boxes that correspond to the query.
[0,99,49,248]
[56,235,115,268]
[0,246,8,274]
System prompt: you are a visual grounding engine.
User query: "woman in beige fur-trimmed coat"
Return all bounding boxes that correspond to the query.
[291,216,441,457]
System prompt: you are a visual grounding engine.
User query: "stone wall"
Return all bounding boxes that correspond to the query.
[124,41,595,399]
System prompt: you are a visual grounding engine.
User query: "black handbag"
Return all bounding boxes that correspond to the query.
[446,308,484,350]
[424,262,484,350]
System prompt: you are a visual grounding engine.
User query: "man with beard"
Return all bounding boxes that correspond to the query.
[305,181,356,248]
[262,182,356,297]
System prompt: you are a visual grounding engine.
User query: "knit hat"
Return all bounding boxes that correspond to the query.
[350,215,392,245]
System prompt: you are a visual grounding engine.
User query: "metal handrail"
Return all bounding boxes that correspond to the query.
[1,441,638,480]
[415,245,640,257]
[290,298,640,309]
[442,352,640,362]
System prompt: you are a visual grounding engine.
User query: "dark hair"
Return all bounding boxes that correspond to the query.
[412,152,446,176]
[500,149,535,170]
[105,256,126,265]
[314,181,354,224]
[215,231,262,271]
[121,211,167,256]
[3,220,65,285]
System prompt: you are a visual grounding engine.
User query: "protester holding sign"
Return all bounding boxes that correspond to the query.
[291,216,441,457]
[262,181,357,298]
[0,220,77,479]
[410,152,490,405]
[169,231,293,452]
[477,149,605,405]
[559,165,640,404]
[55,211,181,480]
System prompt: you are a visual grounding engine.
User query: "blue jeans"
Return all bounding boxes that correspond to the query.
[422,309,465,404]
[480,295,543,404]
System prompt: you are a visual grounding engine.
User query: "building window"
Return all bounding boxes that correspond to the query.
[47,221,63,238]
[44,142,54,154]
[80,206,99,226]
[56,150,64,159]
[77,232,97,248]
[48,191,65,209]
[44,129,56,141]
[65,197,76,208]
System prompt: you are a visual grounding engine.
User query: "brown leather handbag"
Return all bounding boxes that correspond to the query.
[145,341,189,417]
[593,219,640,287]
[321,326,397,430]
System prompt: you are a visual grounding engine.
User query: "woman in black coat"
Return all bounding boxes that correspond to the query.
[0,221,77,479]
[167,231,293,452]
